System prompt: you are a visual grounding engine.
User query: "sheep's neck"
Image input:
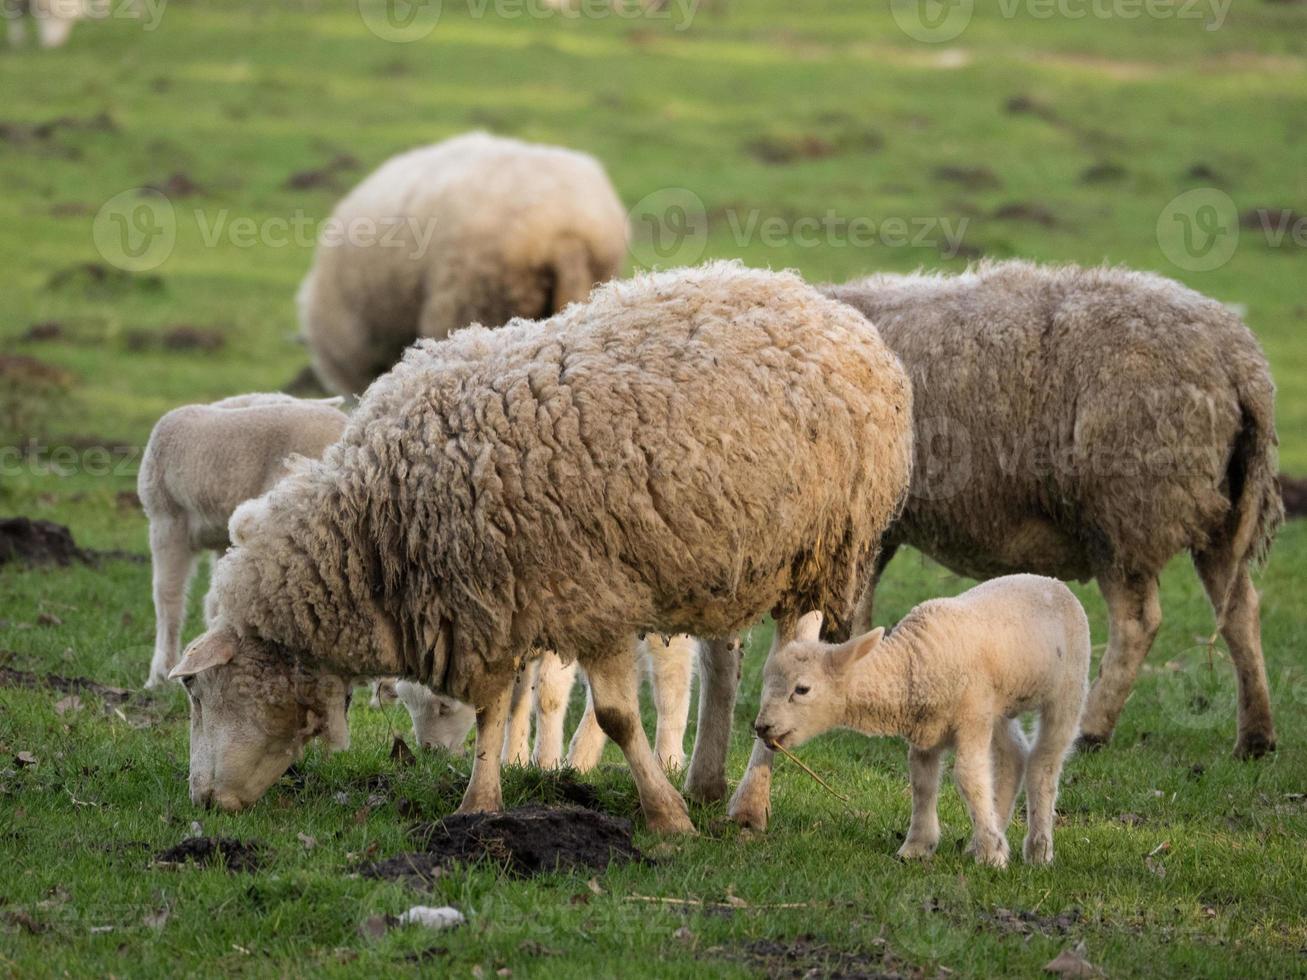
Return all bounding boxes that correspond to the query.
[839,631,930,742]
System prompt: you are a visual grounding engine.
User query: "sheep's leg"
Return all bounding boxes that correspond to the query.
[897,745,943,860]
[851,540,900,634]
[532,651,576,769]
[684,636,740,803]
[145,517,197,688]
[953,724,1008,868]
[1022,705,1079,865]
[457,681,513,814]
[650,634,695,772]
[1193,550,1276,758]
[583,641,694,834]
[991,717,1029,832]
[501,661,535,765]
[1077,572,1161,749]
[566,677,608,771]
[731,616,797,830]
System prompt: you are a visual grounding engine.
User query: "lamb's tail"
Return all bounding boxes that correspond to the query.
[1227,371,1283,571]
[547,236,598,315]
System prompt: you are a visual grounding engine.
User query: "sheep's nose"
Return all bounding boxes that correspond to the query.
[754,722,774,741]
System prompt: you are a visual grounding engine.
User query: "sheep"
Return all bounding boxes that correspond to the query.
[166,261,914,832]
[753,574,1090,867]
[7,0,83,48]
[138,394,348,688]
[822,260,1283,760]
[298,132,630,396]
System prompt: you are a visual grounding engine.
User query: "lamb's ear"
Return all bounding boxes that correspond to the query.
[829,627,884,674]
[169,632,237,678]
[794,610,824,643]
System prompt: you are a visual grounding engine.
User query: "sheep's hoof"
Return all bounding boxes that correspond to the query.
[645,804,696,835]
[967,836,1009,869]
[1074,732,1109,753]
[683,774,727,805]
[896,839,939,861]
[1233,732,1277,760]
[1022,834,1054,865]
[727,803,769,832]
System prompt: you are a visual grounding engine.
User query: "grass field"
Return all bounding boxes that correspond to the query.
[2,1,1306,976]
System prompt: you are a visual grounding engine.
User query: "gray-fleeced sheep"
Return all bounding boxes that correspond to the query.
[298,132,629,396]
[138,394,348,687]
[823,260,1282,760]
[168,262,914,832]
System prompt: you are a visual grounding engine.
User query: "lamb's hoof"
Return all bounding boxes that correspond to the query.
[1074,732,1109,754]
[683,774,727,805]
[455,795,503,816]
[1022,834,1054,865]
[896,839,939,861]
[968,837,1010,869]
[1233,732,1277,760]
[728,802,769,832]
[645,803,696,835]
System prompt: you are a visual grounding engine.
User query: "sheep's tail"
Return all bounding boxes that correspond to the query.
[1227,373,1283,572]
[547,236,596,315]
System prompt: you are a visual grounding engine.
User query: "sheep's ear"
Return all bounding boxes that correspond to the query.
[794,610,824,642]
[170,632,237,678]
[829,627,884,674]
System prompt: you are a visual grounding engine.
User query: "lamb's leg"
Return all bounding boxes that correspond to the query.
[991,717,1029,832]
[457,681,513,814]
[566,676,608,771]
[684,636,740,803]
[1077,572,1161,749]
[731,616,796,830]
[650,634,695,772]
[145,517,197,688]
[897,745,943,860]
[501,661,535,765]
[532,651,576,769]
[1193,550,1277,758]
[1022,705,1079,865]
[583,641,694,834]
[952,724,1008,868]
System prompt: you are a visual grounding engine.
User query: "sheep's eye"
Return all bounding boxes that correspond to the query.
[794,684,810,696]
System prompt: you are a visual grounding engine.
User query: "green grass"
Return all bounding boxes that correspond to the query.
[2,1,1306,976]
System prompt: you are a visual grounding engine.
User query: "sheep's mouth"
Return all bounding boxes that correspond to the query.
[764,732,794,751]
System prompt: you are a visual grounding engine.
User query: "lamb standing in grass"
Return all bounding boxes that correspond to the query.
[753,575,1089,867]
[298,132,629,396]
[168,262,914,829]
[823,260,1283,759]
[138,394,348,688]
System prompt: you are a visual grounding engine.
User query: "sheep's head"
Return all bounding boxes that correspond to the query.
[395,681,476,753]
[170,625,351,811]
[753,611,884,750]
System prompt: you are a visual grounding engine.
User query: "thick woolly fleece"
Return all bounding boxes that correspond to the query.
[823,260,1282,581]
[212,262,914,704]
[298,132,629,395]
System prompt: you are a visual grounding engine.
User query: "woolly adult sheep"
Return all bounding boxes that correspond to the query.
[298,132,629,396]
[138,393,348,688]
[168,262,914,832]
[823,260,1282,759]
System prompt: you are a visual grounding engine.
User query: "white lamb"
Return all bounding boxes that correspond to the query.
[137,394,348,688]
[753,575,1090,867]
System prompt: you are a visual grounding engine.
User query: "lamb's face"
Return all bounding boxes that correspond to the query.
[170,626,351,811]
[395,681,476,753]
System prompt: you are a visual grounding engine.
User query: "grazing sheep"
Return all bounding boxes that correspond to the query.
[823,261,1283,758]
[168,262,914,832]
[7,0,84,48]
[138,394,348,688]
[298,132,629,396]
[753,575,1089,867]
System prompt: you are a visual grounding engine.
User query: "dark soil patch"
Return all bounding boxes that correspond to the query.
[49,202,91,218]
[144,172,203,198]
[1240,207,1306,234]
[745,134,836,165]
[363,805,641,885]
[992,201,1059,227]
[21,322,66,342]
[282,364,332,398]
[934,165,1002,190]
[0,355,74,389]
[0,111,116,145]
[714,935,921,980]
[1005,93,1062,124]
[284,153,360,191]
[0,517,145,568]
[46,263,163,297]
[1281,475,1307,518]
[0,665,131,704]
[1185,162,1225,184]
[152,837,264,873]
[1080,161,1127,184]
[124,324,226,353]
[980,905,1082,937]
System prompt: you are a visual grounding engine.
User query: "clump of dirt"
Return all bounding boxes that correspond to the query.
[934,165,1002,190]
[0,111,116,145]
[0,665,131,704]
[21,322,65,342]
[364,805,642,885]
[1080,161,1127,184]
[1005,93,1062,125]
[744,134,836,165]
[284,153,360,191]
[144,172,203,198]
[1185,162,1225,183]
[992,201,1059,227]
[152,837,264,873]
[1281,475,1307,518]
[0,517,89,567]
[980,905,1082,937]
[46,262,163,297]
[713,935,920,980]
[1240,207,1306,233]
[124,324,226,353]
